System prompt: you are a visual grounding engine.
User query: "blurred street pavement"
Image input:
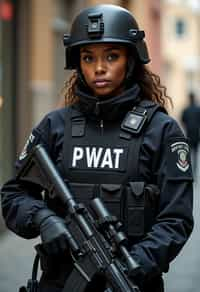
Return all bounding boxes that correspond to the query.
[0,230,39,292]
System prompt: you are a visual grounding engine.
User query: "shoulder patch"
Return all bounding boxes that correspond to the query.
[167,138,193,179]
[19,132,38,161]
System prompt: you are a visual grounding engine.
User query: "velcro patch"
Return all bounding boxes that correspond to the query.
[19,131,39,161]
[166,138,193,179]
[70,145,128,172]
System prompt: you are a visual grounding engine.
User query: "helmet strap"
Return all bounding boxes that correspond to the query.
[125,55,135,87]
[77,68,90,90]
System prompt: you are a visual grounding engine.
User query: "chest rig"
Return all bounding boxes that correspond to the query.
[61,100,164,240]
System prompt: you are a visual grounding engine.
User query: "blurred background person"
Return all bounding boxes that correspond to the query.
[181,91,200,176]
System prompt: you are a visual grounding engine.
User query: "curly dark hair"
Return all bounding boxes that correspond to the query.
[133,63,173,111]
[60,64,172,112]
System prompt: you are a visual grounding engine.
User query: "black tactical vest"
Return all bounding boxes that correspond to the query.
[61,100,164,241]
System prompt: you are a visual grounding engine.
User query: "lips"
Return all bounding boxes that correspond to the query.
[93,79,111,88]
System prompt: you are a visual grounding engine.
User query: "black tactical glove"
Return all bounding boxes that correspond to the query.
[33,209,69,255]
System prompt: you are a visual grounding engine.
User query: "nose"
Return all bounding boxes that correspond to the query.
[95,58,106,75]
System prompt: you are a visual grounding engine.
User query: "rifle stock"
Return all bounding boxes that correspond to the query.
[18,144,141,292]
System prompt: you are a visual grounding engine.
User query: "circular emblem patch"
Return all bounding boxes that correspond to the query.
[171,142,190,172]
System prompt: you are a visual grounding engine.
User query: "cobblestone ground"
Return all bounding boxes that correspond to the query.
[0,166,199,292]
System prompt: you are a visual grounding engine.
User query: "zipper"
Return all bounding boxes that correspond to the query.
[95,101,104,135]
[100,119,104,135]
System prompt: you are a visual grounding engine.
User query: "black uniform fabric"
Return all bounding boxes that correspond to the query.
[181,103,200,148]
[1,84,194,292]
[181,102,200,175]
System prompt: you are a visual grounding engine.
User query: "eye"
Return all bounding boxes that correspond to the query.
[107,53,119,62]
[82,55,93,63]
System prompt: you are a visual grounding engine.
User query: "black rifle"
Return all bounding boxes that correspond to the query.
[18,144,141,292]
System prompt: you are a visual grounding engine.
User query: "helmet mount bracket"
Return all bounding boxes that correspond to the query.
[129,29,145,41]
[87,13,104,38]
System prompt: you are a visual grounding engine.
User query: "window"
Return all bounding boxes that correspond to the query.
[175,18,187,38]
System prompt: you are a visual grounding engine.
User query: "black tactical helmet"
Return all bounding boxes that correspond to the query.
[63,4,150,69]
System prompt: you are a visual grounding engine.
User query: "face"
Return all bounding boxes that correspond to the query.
[80,43,128,98]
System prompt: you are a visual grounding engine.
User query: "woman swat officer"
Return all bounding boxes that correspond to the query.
[1,4,193,292]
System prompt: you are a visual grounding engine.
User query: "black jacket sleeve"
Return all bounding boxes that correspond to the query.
[131,112,194,280]
[1,108,66,239]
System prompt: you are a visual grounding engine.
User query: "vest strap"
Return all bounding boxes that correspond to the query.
[122,100,166,180]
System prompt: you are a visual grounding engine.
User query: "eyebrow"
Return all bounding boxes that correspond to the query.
[80,46,122,53]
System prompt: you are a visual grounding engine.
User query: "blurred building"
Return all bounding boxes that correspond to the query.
[162,0,200,119]
[0,0,161,185]
[0,0,15,184]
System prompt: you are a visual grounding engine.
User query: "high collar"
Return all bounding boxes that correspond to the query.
[74,83,141,121]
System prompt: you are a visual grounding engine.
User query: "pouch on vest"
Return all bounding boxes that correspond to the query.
[98,182,146,238]
[99,184,123,222]
[66,182,159,239]
[124,182,160,237]
[67,183,122,219]
[68,182,95,207]
[124,182,145,237]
